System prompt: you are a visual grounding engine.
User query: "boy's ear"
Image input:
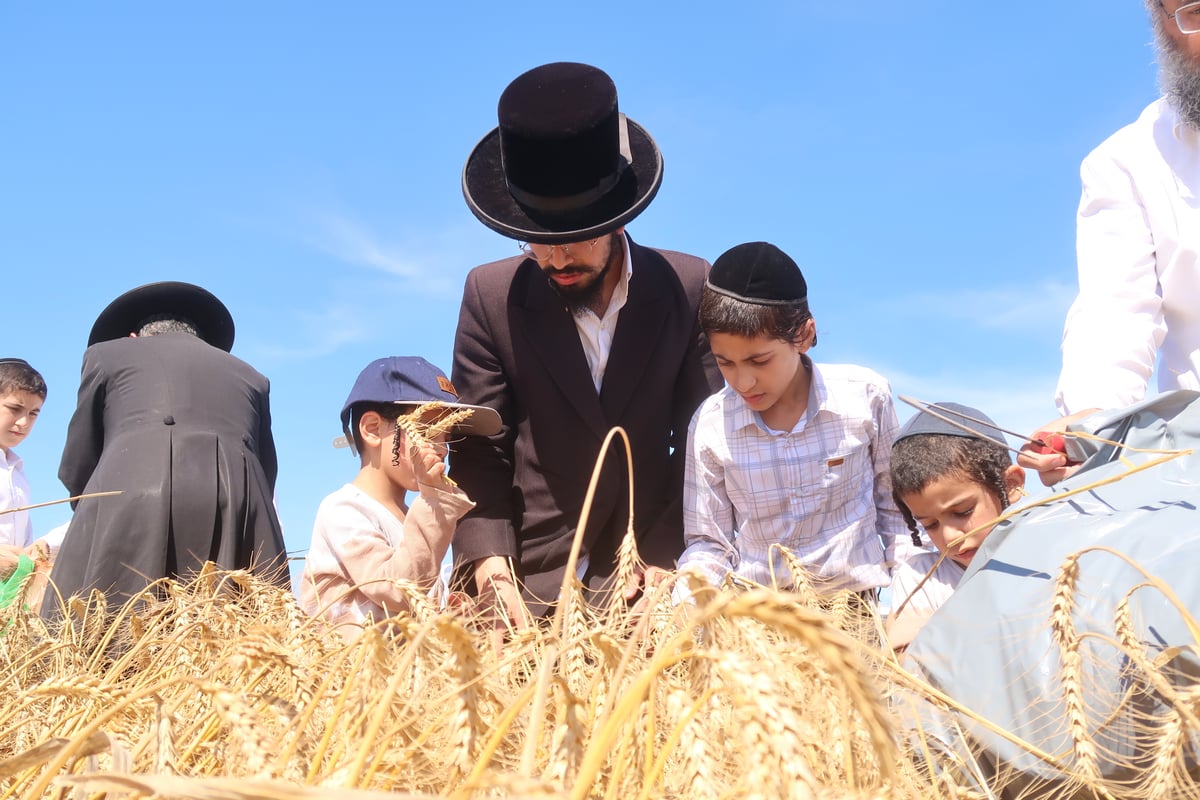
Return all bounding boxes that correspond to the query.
[1003,464,1026,503]
[358,410,385,446]
[794,318,817,352]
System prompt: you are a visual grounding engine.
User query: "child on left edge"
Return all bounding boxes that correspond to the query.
[299,356,501,642]
[0,358,53,576]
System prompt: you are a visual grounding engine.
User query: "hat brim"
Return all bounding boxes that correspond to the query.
[88,281,235,352]
[461,116,663,244]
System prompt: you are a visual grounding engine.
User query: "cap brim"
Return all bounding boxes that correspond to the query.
[335,402,502,450]
[436,403,502,436]
[89,281,235,352]
[461,116,663,244]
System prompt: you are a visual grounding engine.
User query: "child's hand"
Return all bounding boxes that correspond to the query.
[22,540,50,565]
[473,556,530,654]
[623,566,672,645]
[409,437,450,485]
[0,545,21,576]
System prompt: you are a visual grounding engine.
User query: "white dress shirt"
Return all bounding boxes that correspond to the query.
[573,233,633,392]
[567,234,633,580]
[0,447,33,548]
[677,361,905,596]
[1057,98,1200,414]
[886,536,963,648]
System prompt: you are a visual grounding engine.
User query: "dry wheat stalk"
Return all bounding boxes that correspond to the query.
[0,559,1189,799]
[1049,552,1102,781]
[5,421,1200,799]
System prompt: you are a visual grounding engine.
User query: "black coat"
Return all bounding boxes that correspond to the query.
[48,332,287,608]
[449,237,722,609]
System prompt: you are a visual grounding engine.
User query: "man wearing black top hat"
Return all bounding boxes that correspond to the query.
[45,281,288,614]
[450,62,722,624]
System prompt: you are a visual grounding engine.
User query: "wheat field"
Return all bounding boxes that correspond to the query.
[0,543,1194,800]
[3,423,1198,799]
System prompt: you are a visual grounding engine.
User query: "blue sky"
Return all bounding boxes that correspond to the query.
[2,4,1158,577]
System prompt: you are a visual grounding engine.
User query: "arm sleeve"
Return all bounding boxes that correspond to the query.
[870,380,906,567]
[58,350,106,503]
[258,379,279,491]
[676,405,738,592]
[1056,151,1163,414]
[636,284,725,568]
[448,268,519,568]
[311,484,473,611]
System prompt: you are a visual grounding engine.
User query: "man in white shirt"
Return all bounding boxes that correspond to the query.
[1057,0,1200,416]
[1030,1,1200,484]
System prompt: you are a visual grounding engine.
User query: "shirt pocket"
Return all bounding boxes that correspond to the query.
[797,442,870,513]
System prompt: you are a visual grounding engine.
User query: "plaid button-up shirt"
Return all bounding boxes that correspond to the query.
[678,360,905,595]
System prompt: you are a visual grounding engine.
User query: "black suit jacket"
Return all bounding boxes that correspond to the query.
[48,332,288,608]
[449,236,722,609]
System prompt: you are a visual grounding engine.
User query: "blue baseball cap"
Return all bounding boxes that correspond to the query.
[336,356,501,450]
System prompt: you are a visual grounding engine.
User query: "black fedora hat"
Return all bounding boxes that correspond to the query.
[88,281,235,352]
[461,62,664,244]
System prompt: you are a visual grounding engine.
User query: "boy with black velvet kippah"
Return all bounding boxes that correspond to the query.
[676,242,907,602]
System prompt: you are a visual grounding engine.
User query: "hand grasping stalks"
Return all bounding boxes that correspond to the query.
[391,401,474,486]
[392,402,532,647]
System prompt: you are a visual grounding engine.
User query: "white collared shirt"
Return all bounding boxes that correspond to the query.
[0,447,33,548]
[573,233,633,392]
[885,536,963,648]
[677,361,905,596]
[1057,98,1200,414]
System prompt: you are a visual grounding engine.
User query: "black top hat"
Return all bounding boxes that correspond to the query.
[88,281,236,352]
[707,242,808,307]
[461,62,664,244]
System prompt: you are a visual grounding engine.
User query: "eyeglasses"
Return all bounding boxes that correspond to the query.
[1162,0,1200,34]
[518,238,599,264]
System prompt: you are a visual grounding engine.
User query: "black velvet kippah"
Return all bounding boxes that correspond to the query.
[707,242,807,306]
[0,358,32,367]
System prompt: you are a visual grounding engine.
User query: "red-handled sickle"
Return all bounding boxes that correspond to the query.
[1030,431,1072,459]
[898,396,1083,465]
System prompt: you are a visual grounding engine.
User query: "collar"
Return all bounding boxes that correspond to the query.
[1172,109,1194,144]
[0,447,21,470]
[1161,94,1200,143]
[728,355,827,433]
[620,231,634,281]
[578,231,634,321]
[611,232,634,310]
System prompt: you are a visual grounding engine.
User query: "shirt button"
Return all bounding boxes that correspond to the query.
[163,416,175,425]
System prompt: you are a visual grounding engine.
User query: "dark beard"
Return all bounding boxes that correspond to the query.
[550,264,609,316]
[545,235,620,316]
[1156,23,1200,129]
